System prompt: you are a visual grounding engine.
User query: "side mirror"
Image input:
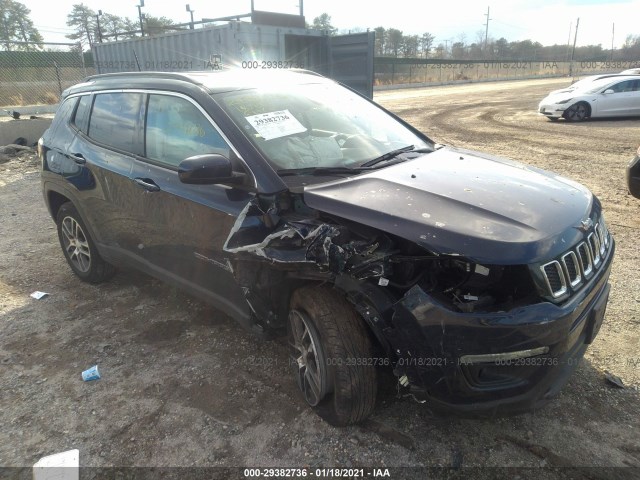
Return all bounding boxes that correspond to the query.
[178,154,243,185]
[603,89,615,94]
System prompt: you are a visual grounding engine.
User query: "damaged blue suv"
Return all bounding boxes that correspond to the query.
[39,70,614,426]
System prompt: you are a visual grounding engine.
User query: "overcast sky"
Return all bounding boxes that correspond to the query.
[20,0,640,50]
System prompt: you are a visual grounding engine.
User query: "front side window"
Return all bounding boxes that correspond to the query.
[89,92,142,153]
[606,80,639,93]
[145,94,231,168]
[216,82,432,171]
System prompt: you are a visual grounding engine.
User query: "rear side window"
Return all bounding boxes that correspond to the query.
[49,96,78,137]
[74,94,92,134]
[145,94,230,168]
[89,92,143,153]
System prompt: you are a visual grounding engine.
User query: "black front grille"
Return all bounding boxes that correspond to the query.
[540,218,611,300]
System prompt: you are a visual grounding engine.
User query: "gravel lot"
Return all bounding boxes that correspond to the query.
[0,77,638,478]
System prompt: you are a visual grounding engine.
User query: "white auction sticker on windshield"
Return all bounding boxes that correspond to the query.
[245,110,306,140]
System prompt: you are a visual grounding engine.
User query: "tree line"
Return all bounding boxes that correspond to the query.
[2,2,639,62]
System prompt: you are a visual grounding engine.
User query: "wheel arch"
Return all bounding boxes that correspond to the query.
[288,277,394,359]
[47,190,72,220]
[333,275,397,359]
[579,100,592,117]
[45,186,106,262]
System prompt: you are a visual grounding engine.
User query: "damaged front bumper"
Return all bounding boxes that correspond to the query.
[385,246,614,415]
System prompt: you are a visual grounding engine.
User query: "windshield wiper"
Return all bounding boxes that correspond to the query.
[277,166,366,177]
[360,145,432,168]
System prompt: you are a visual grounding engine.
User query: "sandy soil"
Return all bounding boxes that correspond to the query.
[0,77,638,477]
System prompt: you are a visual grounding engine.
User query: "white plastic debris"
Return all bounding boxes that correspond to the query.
[33,449,79,480]
[30,291,49,300]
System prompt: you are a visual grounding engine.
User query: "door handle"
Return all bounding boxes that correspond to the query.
[69,153,86,164]
[133,177,160,192]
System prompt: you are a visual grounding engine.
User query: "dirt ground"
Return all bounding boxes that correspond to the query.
[0,78,639,477]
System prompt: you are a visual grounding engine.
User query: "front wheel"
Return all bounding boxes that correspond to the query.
[563,102,590,122]
[56,202,116,283]
[288,286,377,426]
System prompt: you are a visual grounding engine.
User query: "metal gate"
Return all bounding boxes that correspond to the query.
[327,32,375,98]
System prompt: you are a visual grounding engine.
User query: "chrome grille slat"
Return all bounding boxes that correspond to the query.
[576,242,593,277]
[588,232,601,268]
[596,223,606,255]
[541,260,567,298]
[561,251,581,287]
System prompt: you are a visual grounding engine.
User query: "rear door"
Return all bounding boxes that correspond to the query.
[128,92,252,320]
[67,92,142,250]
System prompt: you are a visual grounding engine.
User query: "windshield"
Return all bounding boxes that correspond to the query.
[215,82,432,172]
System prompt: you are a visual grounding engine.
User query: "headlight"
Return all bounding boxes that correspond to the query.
[556,98,573,104]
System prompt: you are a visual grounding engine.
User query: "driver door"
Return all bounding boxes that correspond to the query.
[597,79,640,116]
[128,92,252,319]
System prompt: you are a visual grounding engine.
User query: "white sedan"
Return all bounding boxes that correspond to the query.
[538,75,640,121]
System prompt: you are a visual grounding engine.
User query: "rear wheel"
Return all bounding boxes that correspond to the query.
[288,286,377,426]
[56,202,116,283]
[563,102,590,122]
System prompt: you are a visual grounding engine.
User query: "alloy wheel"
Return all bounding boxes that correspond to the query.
[289,309,329,406]
[60,216,92,273]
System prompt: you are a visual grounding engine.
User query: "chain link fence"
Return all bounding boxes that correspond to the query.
[374,58,640,87]
[0,43,95,109]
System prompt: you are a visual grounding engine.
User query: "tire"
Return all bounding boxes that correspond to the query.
[563,102,590,122]
[288,285,377,426]
[56,202,116,283]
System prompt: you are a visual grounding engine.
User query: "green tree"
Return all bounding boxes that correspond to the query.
[386,28,403,57]
[401,34,419,57]
[99,13,126,41]
[311,13,336,35]
[144,15,177,36]
[0,0,43,51]
[121,17,140,39]
[374,26,385,56]
[420,32,435,58]
[66,3,97,49]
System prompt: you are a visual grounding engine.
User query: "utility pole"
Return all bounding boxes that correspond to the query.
[483,6,491,52]
[96,10,103,43]
[610,23,615,62]
[569,17,579,77]
[186,4,195,30]
[299,0,304,17]
[565,21,572,63]
[137,0,145,37]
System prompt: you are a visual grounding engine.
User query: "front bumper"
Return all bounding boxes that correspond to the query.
[386,240,614,415]
[538,102,567,119]
[626,154,640,199]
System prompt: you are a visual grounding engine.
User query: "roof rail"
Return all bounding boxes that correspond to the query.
[83,71,201,84]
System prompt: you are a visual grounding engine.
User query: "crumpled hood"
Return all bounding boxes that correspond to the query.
[303,146,596,264]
